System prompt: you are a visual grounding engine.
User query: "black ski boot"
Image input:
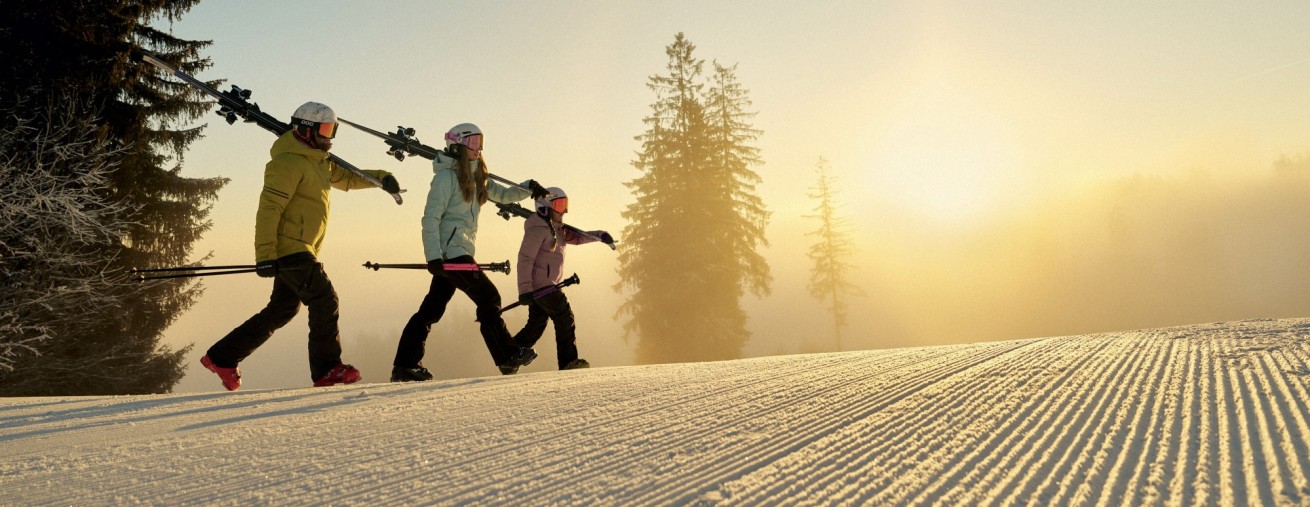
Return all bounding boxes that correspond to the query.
[562,358,590,370]
[498,347,537,375]
[391,365,434,382]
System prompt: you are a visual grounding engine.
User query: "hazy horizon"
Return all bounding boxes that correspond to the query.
[158,1,1310,391]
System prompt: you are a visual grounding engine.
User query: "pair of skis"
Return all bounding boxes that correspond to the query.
[141,54,404,204]
[337,118,617,251]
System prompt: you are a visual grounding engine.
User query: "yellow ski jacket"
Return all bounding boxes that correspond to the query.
[254,131,391,262]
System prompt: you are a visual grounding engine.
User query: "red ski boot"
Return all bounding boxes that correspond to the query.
[200,355,241,391]
[314,364,361,387]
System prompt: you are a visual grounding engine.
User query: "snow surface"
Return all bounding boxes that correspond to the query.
[2,319,1310,505]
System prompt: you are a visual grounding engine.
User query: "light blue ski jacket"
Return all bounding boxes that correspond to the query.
[421,153,533,261]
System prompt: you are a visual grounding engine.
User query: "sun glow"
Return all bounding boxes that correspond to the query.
[864,89,1022,223]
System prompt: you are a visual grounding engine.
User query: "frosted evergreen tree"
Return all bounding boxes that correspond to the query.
[0,0,225,395]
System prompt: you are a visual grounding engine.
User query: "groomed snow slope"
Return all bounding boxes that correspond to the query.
[2,319,1309,505]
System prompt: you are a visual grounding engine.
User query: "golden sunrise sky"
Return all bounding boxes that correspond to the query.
[162,1,1310,390]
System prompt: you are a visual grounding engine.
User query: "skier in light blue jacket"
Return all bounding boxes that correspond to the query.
[391,123,551,381]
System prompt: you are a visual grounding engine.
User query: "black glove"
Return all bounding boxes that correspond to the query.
[518,292,533,306]
[598,231,614,244]
[381,174,401,194]
[426,258,445,276]
[525,179,550,200]
[255,259,278,278]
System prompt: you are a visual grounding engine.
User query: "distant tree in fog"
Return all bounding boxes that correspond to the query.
[805,157,862,349]
[616,33,770,363]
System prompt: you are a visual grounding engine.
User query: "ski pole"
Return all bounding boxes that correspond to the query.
[129,265,256,273]
[131,264,312,281]
[134,269,259,282]
[496,273,581,316]
[362,261,511,275]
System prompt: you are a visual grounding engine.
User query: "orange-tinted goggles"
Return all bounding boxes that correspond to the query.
[317,122,339,139]
[549,196,568,213]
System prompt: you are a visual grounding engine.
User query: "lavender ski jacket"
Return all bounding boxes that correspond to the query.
[516,214,600,294]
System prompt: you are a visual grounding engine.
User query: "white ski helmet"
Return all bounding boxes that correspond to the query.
[444,123,483,150]
[536,187,567,215]
[290,102,338,138]
[291,101,336,126]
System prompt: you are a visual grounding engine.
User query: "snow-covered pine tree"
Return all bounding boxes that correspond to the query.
[805,157,862,350]
[617,33,770,363]
[0,1,226,395]
[0,97,136,379]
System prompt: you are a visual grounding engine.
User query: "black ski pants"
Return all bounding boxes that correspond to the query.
[512,290,579,369]
[393,255,519,368]
[206,252,343,381]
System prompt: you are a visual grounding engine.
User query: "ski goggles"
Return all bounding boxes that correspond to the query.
[317,122,339,139]
[293,119,338,139]
[548,196,568,213]
[445,132,483,151]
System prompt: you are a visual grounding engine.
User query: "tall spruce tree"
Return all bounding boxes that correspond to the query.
[617,34,770,363]
[805,157,862,350]
[0,0,226,395]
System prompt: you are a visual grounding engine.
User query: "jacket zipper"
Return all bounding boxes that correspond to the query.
[445,227,458,253]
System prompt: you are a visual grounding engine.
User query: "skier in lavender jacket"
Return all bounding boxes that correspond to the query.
[512,187,612,370]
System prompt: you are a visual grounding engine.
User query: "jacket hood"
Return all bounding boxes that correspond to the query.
[432,152,452,173]
[432,153,481,175]
[270,131,328,161]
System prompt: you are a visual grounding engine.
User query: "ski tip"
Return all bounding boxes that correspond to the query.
[141,53,170,72]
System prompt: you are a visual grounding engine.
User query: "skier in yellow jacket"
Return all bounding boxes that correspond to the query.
[200,101,400,391]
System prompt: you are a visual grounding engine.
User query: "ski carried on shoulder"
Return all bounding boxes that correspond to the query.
[141,53,404,204]
[338,117,616,250]
[338,118,534,191]
[490,202,615,251]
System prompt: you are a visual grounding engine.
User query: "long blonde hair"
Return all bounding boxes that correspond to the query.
[453,145,488,204]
